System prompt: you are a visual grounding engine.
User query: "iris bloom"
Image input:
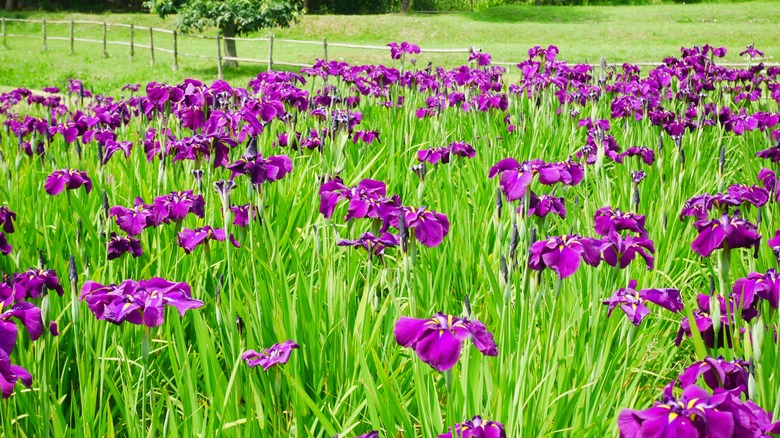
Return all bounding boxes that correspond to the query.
[80,278,203,327]
[227,154,293,186]
[678,357,749,395]
[151,190,205,224]
[525,192,566,219]
[338,232,399,259]
[229,204,259,228]
[397,206,450,248]
[177,226,240,254]
[241,340,299,371]
[318,178,401,222]
[733,268,780,309]
[388,41,420,60]
[0,234,10,256]
[108,233,143,260]
[439,416,506,438]
[602,280,682,325]
[675,294,739,348]
[489,158,582,202]
[44,169,92,196]
[109,198,155,235]
[394,312,497,372]
[0,207,16,234]
[599,232,655,270]
[0,348,32,398]
[619,383,741,438]
[528,235,601,279]
[690,211,760,258]
[13,269,64,300]
[356,432,379,438]
[593,206,648,237]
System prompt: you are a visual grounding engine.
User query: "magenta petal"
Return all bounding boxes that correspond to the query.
[414,330,463,371]
[394,317,429,347]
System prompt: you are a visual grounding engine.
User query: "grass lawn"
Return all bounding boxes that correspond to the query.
[1,2,779,94]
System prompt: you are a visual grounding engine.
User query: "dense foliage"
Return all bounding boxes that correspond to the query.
[0,41,779,437]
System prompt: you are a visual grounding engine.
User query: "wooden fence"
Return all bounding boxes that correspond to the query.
[1,17,776,81]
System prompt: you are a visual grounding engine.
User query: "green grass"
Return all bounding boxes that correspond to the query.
[1,2,780,94]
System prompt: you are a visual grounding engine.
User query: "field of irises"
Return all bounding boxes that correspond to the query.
[1,42,780,437]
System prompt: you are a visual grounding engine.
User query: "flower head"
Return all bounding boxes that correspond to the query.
[80,278,203,327]
[109,198,155,235]
[594,206,648,237]
[528,235,601,279]
[107,233,143,260]
[602,279,683,325]
[44,169,92,196]
[338,232,399,259]
[394,312,497,372]
[599,231,655,270]
[151,190,205,224]
[439,416,506,438]
[241,340,299,371]
[13,269,63,300]
[690,211,760,258]
[678,357,749,396]
[177,226,240,254]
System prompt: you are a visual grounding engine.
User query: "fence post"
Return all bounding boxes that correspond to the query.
[129,24,134,60]
[149,27,155,66]
[102,22,107,57]
[216,32,223,80]
[323,37,328,62]
[172,30,178,71]
[69,20,74,54]
[42,19,47,51]
[1,18,5,50]
[268,34,274,72]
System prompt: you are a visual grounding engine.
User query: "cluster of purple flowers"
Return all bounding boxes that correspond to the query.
[319,177,450,258]
[417,141,476,165]
[0,207,17,256]
[0,269,62,397]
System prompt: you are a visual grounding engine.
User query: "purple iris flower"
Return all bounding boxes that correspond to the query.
[394,312,497,372]
[602,280,683,326]
[0,207,17,234]
[109,198,155,235]
[619,146,655,165]
[388,41,420,60]
[528,235,601,279]
[768,230,780,263]
[757,144,780,163]
[418,147,452,165]
[227,154,293,186]
[618,383,741,438]
[80,278,203,327]
[241,340,299,371]
[489,158,581,202]
[0,234,11,256]
[593,206,648,237]
[678,357,749,396]
[229,204,259,228]
[680,193,741,220]
[398,206,450,248]
[13,269,64,300]
[438,416,506,438]
[0,347,32,398]
[44,169,92,196]
[1,301,45,348]
[469,50,493,66]
[107,233,143,260]
[690,211,761,258]
[151,190,205,225]
[599,231,655,270]
[177,226,240,254]
[338,232,399,259]
[733,269,780,309]
[726,184,769,208]
[356,432,379,438]
[449,141,477,159]
[525,192,566,219]
[352,130,381,145]
[318,178,401,222]
[675,294,740,348]
[740,44,765,59]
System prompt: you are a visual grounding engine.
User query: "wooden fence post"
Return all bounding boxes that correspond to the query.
[129,24,134,60]
[599,57,607,82]
[1,18,6,50]
[216,32,223,80]
[268,34,274,72]
[69,20,74,54]
[323,37,328,62]
[172,30,178,71]
[149,27,155,66]
[42,19,46,51]
[102,22,107,57]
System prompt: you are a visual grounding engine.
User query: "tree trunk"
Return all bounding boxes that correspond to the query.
[401,0,411,13]
[131,0,143,12]
[303,0,309,11]
[221,21,239,69]
[5,0,18,11]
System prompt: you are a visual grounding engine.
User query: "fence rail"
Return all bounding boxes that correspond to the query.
[1,17,778,81]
